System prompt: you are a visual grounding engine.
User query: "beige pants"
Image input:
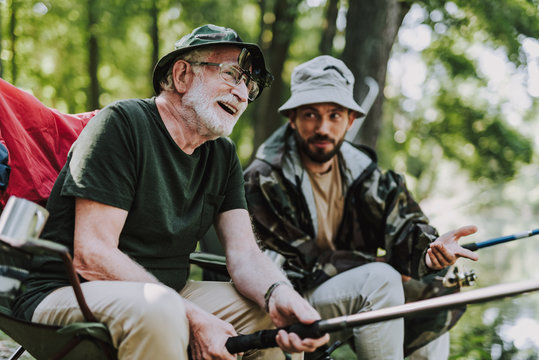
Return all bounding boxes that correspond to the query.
[32,280,288,359]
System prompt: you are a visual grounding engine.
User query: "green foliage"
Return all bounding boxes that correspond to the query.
[8,0,88,112]
[449,305,519,359]
[425,37,477,78]
[448,294,539,359]
[180,0,256,36]
[457,0,539,64]
[431,89,533,181]
[379,0,537,195]
[417,0,539,65]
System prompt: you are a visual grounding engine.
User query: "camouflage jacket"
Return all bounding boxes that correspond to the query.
[244,124,439,292]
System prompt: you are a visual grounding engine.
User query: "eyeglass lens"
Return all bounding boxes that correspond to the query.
[220,65,259,100]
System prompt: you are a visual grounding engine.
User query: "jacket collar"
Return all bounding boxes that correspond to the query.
[255,123,374,187]
[255,123,374,238]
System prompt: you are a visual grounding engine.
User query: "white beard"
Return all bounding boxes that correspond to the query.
[182,74,246,138]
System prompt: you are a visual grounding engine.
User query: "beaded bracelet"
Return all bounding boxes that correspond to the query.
[264,280,288,312]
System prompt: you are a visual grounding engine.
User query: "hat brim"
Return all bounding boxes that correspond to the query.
[152,42,267,96]
[278,87,366,118]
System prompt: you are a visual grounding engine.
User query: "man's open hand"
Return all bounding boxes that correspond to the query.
[426,225,479,270]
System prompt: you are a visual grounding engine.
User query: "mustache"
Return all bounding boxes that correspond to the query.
[307,134,335,144]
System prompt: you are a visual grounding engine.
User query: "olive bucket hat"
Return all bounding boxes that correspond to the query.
[152,24,273,100]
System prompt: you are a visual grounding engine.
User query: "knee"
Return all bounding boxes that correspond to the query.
[369,262,402,287]
[111,284,189,358]
[361,262,404,307]
[137,284,186,330]
[118,283,187,337]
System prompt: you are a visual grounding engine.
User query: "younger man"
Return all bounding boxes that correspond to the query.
[244,55,479,359]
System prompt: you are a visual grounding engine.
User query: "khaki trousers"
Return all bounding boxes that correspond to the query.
[32,280,288,359]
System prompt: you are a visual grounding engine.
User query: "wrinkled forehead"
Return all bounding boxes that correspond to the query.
[205,46,244,65]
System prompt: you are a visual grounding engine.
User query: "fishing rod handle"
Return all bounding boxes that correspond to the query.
[225,321,324,354]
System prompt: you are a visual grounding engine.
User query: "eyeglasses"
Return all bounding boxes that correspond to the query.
[188,61,260,101]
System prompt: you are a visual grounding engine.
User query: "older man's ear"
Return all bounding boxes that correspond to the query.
[172,60,194,95]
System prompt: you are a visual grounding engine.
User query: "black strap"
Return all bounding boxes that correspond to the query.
[0,143,10,191]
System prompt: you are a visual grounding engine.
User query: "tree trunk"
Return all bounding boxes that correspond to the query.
[256,0,267,45]
[9,0,17,83]
[150,0,159,95]
[319,0,339,55]
[251,0,301,155]
[342,0,409,150]
[87,0,100,110]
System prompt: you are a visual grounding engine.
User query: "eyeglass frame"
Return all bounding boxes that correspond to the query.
[187,61,260,101]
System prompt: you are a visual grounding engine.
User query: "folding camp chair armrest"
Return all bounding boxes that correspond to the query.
[21,237,70,254]
[1,235,71,258]
[189,251,229,276]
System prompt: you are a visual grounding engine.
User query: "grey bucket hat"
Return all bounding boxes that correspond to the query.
[152,24,273,99]
[279,55,365,117]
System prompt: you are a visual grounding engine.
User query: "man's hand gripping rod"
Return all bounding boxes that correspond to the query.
[225,279,539,354]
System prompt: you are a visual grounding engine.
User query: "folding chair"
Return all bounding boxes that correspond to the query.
[0,197,116,360]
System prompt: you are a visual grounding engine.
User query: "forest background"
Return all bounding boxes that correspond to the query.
[1,0,539,358]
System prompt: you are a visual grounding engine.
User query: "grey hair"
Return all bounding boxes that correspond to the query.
[159,47,214,92]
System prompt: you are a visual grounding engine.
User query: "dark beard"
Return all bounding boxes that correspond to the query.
[293,130,344,164]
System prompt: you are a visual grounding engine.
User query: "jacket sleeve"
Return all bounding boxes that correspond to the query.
[244,160,320,267]
[358,168,439,279]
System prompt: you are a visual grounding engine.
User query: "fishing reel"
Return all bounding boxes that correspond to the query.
[442,266,477,288]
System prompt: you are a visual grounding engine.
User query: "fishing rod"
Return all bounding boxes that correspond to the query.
[225,278,539,354]
[462,228,539,251]
[429,228,539,289]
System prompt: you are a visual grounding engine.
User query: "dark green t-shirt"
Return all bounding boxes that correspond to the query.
[13,98,246,320]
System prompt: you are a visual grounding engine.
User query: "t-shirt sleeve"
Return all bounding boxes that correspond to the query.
[60,104,136,210]
[218,141,247,213]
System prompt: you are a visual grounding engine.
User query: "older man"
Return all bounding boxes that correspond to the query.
[243,55,479,359]
[13,25,329,360]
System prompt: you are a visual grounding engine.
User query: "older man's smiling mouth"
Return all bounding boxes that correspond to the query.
[218,101,238,115]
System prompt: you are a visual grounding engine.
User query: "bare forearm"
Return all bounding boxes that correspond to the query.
[74,246,159,283]
[215,209,289,309]
[216,210,329,352]
[227,248,290,309]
